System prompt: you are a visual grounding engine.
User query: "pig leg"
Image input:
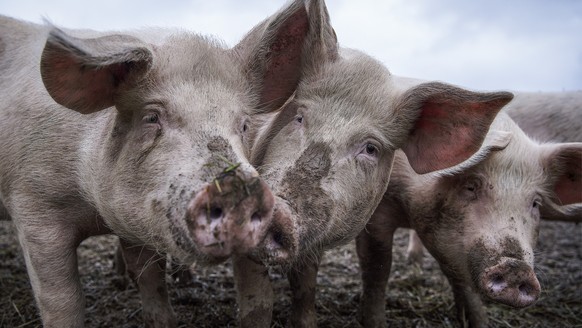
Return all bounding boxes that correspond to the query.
[287,255,321,328]
[444,273,488,328]
[406,230,425,265]
[233,255,273,328]
[118,239,176,328]
[356,223,397,328]
[16,219,85,328]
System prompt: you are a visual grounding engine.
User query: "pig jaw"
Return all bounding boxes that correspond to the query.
[468,237,540,308]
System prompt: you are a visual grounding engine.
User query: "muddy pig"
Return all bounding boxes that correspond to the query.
[0,5,317,326]
[406,89,582,264]
[356,111,582,328]
[225,1,515,327]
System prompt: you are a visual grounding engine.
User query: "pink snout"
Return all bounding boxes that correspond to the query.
[187,171,274,260]
[479,257,540,308]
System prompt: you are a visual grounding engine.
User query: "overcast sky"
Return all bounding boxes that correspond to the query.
[2,0,581,92]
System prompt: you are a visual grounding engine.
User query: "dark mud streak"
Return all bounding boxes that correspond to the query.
[281,142,333,250]
[468,238,495,286]
[500,236,525,261]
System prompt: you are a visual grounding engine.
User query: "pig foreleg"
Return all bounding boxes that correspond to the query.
[355,223,397,328]
[287,254,321,327]
[119,239,176,328]
[233,255,274,328]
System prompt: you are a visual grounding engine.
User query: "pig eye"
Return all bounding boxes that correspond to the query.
[143,113,159,124]
[295,114,303,124]
[532,198,542,209]
[365,144,378,156]
[461,177,482,200]
[357,142,380,160]
[243,123,248,132]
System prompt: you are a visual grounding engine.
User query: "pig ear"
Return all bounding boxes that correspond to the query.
[436,129,512,176]
[41,27,153,114]
[396,82,513,174]
[235,0,338,113]
[538,143,582,222]
[304,0,339,72]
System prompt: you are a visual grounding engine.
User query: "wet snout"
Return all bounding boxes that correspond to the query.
[187,166,274,260]
[480,257,540,307]
[259,198,298,264]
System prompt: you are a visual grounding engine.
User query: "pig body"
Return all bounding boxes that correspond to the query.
[505,91,582,143]
[0,8,313,326]
[357,112,582,327]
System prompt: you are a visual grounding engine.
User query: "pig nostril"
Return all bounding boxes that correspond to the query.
[208,207,223,221]
[272,231,284,248]
[251,212,261,222]
[519,283,532,295]
[491,274,504,285]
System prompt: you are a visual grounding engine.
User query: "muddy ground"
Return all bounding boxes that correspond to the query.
[1,219,580,327]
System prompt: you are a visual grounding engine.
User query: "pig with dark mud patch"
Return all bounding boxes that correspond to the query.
[228,1,515,327]
[0,5,313,326]
[356,111,582,328]
[405,88,582,263]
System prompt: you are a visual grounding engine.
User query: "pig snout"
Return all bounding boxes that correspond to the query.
[479,257,540,308]
[187,168,275,260]
[251,198,298,265]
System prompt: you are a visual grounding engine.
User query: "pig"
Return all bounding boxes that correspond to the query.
[0,3,319,326]
[356,111,582,328]
[227,1,516,327]
[406,90,582,264]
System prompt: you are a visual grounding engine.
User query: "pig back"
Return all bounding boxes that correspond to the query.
[505,91,582,142]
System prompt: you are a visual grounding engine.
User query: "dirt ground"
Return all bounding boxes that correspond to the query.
[1,219,580,328]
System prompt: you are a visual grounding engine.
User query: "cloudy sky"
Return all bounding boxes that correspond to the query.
[2,0,581,92]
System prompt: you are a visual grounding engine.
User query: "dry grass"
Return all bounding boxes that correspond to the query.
[0,220,580,327]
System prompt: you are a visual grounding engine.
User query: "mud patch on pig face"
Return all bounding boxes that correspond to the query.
[468,236,526,287]
[280,142,333,252]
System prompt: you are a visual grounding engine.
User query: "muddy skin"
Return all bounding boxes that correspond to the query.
[280,142,333,253]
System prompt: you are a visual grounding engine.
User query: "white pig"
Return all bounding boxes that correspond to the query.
[406,89,582,263]
[0,2,320,326]
[356,111,582,328]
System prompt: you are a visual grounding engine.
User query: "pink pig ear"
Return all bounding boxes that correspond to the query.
[396,82,513,174]
[234,0,338,113]
[41,27,153,114]
[539,142,582,222]
[542,143,582,205]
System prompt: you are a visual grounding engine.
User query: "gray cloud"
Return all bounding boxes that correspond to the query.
[1,0,580,91]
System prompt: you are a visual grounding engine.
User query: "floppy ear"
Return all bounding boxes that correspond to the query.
[41,27,153,114]
[234,0,338,113]
[395,82,513,174]
[539,142,582,222]
[436,129,512,177]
